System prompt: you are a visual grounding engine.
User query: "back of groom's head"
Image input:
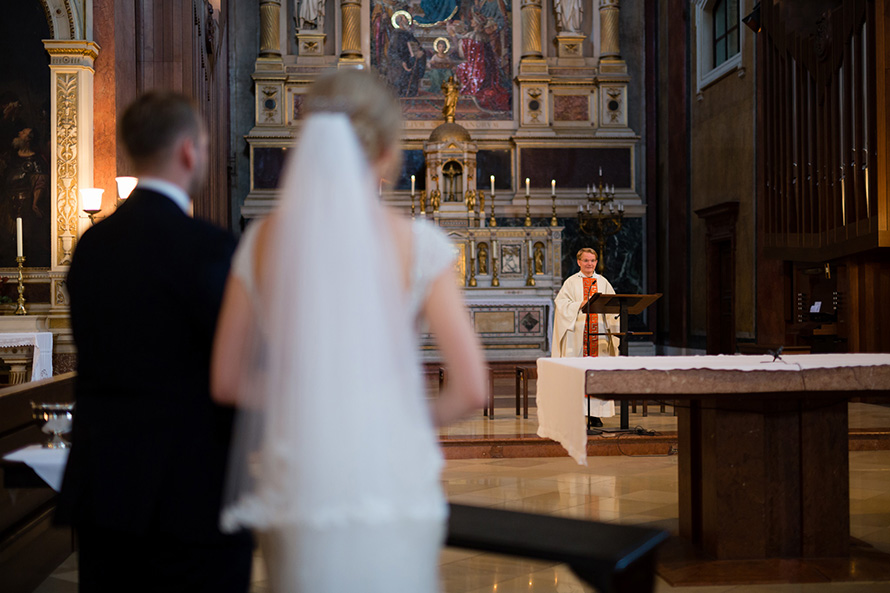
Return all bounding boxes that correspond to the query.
[119,90,202,170]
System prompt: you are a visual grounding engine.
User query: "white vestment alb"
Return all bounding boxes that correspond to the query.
[551,271,619,417]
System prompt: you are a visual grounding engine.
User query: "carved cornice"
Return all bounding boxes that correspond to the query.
[43,40,100,68]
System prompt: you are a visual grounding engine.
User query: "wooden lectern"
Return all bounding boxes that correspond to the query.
[581,293,661,430]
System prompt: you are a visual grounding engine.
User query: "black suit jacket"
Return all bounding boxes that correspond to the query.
[56,188,240,543]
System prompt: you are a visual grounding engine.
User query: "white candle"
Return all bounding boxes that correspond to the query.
[16,217,23,258]
[599,166,603,177]
[586,184,591,196]
[609,202,614,214]
[378,180,383,197]
[551,180,556,196]
[619,202,624,212]
[411,174,415,196]
[490,175,495,195]
[470,240,475,259]
[528,239,532,254]
[525,178,530,196]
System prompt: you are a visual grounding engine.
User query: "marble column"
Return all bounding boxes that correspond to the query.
[43,40,99,272]
[339,0,363,61]
[259,0,282,58]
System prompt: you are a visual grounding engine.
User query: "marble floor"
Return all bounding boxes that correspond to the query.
[34,400,890,593]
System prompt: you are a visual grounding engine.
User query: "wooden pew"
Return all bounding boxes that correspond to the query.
[0,373,76,593]
[447,503,669,593]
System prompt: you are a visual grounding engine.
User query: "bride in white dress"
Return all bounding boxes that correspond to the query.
[210,70,487,592]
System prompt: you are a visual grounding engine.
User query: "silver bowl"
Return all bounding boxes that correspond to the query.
[31,402,74,448]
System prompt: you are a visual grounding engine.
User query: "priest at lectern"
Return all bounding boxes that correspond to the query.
[551,248,620,425]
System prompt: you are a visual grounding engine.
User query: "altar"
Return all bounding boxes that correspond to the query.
[0,316,53,385]
[537,354,890,562]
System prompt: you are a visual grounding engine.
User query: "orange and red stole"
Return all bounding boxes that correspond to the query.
[582,276,598,357]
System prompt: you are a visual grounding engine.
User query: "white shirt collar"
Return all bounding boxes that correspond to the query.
[135,178,191,214]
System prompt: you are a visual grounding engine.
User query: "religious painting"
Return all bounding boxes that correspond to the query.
[0,2,51,268]
[370,0,513,121]
[500,244,521,274]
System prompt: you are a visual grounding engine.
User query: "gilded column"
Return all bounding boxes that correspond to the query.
[340,0,363,61]
[259,0,282,58]
[520,0,543,59]
[599,0,621,58]
[43,40,99,271]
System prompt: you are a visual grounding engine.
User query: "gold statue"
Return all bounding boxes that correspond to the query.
[465,189,476,212]
[534,243,544,275]
[478,243,489,275]
[430,175,441,212]
[442,75,458,123]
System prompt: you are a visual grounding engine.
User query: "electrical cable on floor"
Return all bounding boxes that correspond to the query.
[591,425,678,457]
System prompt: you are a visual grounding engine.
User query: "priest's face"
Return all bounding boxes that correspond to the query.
[578,253,597,276]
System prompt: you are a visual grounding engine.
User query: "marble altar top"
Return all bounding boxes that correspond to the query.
[555,354,890,396]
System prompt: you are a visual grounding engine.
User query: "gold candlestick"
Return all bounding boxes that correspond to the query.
[524,193,531,227]
[468,251,477,287]
[551,193,557,226]
[15,256,27,315]
[411,192,415,219]
[491,242,500,287]
[489,192,497,226]
[525,253,536,286]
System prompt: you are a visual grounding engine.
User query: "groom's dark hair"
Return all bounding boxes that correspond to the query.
[119,90,202,168]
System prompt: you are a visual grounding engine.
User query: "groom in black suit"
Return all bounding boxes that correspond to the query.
[56,91,252,592]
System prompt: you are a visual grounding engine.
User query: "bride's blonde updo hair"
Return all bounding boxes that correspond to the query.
[305,69,402,173]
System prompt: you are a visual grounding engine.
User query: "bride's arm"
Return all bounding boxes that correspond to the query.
[211,274,253,406]
[423,270,488,426]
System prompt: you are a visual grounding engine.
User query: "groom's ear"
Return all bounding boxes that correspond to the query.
[179,135,198,171]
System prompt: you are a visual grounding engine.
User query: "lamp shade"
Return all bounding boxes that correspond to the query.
[80,188,104,212]
[115,176,138,200]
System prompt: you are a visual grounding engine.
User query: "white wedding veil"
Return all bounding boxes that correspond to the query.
[220,112,443,532]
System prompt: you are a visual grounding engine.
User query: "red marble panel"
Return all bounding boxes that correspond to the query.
[553,95,589,121]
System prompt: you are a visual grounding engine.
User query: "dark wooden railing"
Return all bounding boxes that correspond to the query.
[0,373,75,593]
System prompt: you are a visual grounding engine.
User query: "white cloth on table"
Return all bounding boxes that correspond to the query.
[0,332,53,381]
[537,354,890,465]
[3,445,68,491]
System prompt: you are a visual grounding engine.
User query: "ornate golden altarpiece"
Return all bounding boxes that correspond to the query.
[243,0,641,360]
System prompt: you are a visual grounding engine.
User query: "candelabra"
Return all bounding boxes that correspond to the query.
[14,256,26,315]
[578,182,624,273]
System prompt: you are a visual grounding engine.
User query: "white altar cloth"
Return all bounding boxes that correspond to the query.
[0,332,53,381]
[536,354,890,465]
[4,445,68,491]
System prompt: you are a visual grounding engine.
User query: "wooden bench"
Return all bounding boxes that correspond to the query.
[447,503,669,593]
